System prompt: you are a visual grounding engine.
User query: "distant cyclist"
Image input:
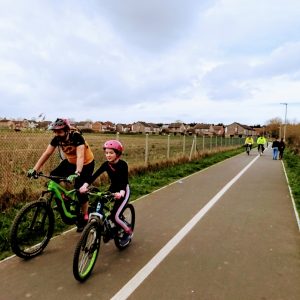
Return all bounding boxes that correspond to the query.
[27,118,95,232]
[79,140,132,246]
[244,135,254,151]
[257,135,267,154]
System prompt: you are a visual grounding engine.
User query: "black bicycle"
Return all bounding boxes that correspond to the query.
[73,190,135,282]
[10,173,84,259]
[245,143,251,155]
[258,144,264,155]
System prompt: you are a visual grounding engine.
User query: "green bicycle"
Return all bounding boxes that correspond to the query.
[73,190,135,282]
[9,172,84,259]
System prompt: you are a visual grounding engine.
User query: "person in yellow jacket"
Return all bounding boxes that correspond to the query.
[257,135,267,154]
[244,135,254,151]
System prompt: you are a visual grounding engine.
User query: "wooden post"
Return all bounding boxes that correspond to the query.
[189,136,195,161]
[167,134,170,159]
[145,133,149,165]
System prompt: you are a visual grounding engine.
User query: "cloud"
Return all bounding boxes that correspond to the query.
[97,0,216,51]
[1,0,300,124]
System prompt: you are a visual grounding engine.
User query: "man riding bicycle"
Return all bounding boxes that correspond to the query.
[27,118,95,231]
[257,135,267,154]
[244,135,254,151]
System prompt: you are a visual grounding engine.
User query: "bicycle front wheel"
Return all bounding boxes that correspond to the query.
[73,221,101,282]
[10,199,55,259]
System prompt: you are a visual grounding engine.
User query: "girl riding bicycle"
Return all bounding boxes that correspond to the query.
[79,140,132,246]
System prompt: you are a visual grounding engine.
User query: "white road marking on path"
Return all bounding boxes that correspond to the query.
[111,155,260,300]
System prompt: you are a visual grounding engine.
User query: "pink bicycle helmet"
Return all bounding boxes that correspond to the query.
[48,118,70,130]
[103,140,124,155]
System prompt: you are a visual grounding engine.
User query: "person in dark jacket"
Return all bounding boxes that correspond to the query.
[278,138,286,160]
[272,137,280,160]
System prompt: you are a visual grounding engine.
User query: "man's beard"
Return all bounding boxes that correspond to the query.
[57,133,68,142]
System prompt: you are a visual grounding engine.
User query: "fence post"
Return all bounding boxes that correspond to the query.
[167,134,170,159]
[189,135,196,161]
[210,136,212,151]
[145,133,149,165]
[215,136,218,148]
[183,135,186,155]
[116,132,120,140]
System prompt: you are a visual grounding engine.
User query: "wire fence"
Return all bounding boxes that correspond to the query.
[0,131,244,204]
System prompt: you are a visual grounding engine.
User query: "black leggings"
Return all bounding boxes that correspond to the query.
[50,159,95,203]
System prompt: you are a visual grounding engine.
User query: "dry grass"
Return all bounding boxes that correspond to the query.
[0,131,242,210]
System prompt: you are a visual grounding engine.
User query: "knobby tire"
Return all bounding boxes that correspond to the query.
[9,199,55,259]
[73,221,101,282]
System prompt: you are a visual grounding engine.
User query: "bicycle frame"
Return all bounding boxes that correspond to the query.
[41,178,80,224]
[87,191,114,219]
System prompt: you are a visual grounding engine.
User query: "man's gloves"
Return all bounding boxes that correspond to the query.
[67,174,79,182]
[27,169,38,179]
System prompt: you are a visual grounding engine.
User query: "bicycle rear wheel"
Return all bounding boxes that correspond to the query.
[246,146,250,155]
[73,221,101,282]
[114,203,135,250]
[10,199,54,259]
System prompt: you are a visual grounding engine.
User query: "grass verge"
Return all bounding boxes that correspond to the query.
[283,149,300,214]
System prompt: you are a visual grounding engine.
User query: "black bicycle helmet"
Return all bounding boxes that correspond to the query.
[48,118,70,130]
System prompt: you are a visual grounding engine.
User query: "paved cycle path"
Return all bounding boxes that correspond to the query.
[1,147,300,300]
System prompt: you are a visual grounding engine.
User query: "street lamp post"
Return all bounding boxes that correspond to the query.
[280,102,288,141]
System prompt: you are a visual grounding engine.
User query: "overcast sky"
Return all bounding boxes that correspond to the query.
[1,0,300,125]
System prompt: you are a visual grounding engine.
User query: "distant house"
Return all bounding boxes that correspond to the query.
[101,121,116,132]
[0,119,15,129]
[90,121,116,132]
[168,123,186,135]
[131,121,152,134]
[210,125,225,136]
[91,121,102,132]
[36,120,51,130]
[193,123,212,136]
[116,123,131,133]
[225,122,256,137]
[76,121,93,130]
[148,123,161,134]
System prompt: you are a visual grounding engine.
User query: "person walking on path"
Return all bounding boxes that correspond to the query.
[272,137,280,160]
[278,138,286,160]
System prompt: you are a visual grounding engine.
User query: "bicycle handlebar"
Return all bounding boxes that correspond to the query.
[87,189,114,198]
[34,172,71,182]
